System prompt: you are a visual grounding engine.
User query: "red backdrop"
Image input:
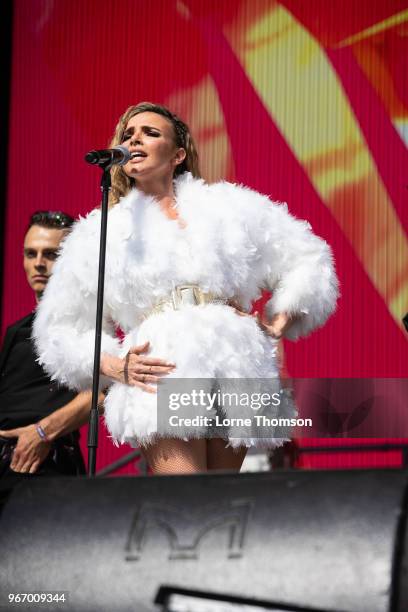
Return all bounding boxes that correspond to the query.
[3,0,408,473]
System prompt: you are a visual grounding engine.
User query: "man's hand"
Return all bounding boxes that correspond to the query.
[0,425,51,474]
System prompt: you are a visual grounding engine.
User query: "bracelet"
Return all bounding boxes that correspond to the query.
[35,423,50,443]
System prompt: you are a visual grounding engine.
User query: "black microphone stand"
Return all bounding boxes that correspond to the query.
[87,164,111,476]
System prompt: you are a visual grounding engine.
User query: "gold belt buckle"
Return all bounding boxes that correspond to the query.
[171,284,203,309]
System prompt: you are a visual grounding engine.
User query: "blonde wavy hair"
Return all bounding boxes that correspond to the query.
[108,102,201,206]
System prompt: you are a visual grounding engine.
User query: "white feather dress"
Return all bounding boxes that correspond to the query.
[33,173,339,450]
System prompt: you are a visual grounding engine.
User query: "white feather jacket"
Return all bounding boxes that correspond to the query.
[33,173,339,449]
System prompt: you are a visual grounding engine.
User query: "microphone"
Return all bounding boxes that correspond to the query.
[84,145,131,167]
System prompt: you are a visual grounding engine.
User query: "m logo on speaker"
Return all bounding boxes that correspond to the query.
[125,498,252,561]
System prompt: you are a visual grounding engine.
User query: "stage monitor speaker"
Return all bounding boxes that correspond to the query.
[0,469,407,612]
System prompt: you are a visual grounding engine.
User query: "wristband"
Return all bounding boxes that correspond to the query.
[35,423,50,443]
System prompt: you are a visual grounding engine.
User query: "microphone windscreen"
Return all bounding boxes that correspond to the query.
[114,145,131,165]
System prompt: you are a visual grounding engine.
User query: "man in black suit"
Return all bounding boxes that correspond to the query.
[0,211,100,480]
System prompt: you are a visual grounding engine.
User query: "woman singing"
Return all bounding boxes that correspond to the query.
[33,102,339,475]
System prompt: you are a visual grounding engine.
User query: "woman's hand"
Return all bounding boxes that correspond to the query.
[228,300,295,339]
[254,311,293,339]
[100,341,176,393]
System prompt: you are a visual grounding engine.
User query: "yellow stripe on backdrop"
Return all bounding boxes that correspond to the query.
[219,1,408,330]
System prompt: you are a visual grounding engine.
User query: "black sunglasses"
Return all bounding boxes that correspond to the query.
[29,210,75,229]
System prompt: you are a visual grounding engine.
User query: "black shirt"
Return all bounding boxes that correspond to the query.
[0,313,78,434]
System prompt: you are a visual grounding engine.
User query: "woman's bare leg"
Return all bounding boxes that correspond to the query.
[206,438,248,472]
[140,437,207,475]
